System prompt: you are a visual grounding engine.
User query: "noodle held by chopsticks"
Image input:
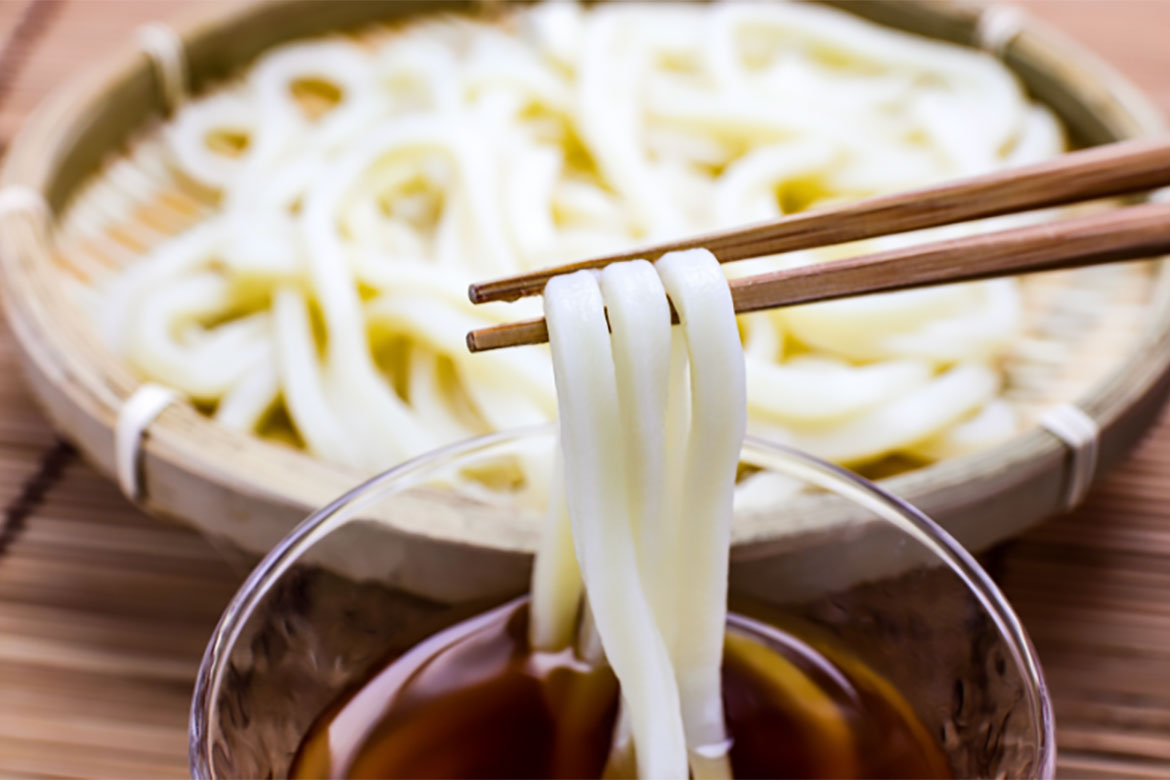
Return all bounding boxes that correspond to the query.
[536,249,745,778]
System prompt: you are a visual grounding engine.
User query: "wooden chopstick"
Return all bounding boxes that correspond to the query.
[468,137,1170,305]
[466,200,1170,352]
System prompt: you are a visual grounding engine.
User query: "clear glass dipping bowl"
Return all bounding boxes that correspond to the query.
[190,427,1055,778]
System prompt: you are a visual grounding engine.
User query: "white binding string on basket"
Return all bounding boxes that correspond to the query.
[975,5,1027,57]
[116,383,180,502]
[1039,402,1100,512]
[0,185,50,225]
[137,22,187,113]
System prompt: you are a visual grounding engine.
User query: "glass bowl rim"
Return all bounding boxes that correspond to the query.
[189,424,1056,779]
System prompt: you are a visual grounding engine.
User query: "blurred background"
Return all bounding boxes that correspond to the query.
[0,1,1167,778]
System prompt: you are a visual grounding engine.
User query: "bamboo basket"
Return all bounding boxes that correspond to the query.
[1,0,1168,602]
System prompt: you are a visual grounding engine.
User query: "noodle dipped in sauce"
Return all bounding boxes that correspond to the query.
[290,600,951,779]
[290,250,954,778]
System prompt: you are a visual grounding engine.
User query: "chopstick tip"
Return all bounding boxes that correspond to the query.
[466,318,550,353]
[473,283,533,304]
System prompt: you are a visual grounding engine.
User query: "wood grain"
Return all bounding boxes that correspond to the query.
[468,198,1170,352]
[0,2,1168,778]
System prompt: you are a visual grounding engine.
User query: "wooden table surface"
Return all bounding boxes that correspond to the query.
[0,1,1169,777]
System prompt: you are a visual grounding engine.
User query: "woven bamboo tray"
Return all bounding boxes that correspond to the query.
[1,0,1169,602]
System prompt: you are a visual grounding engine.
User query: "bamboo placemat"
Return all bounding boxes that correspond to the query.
[0,1,1168,777]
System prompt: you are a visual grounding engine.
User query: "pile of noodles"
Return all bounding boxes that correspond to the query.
[97,1,1065,483]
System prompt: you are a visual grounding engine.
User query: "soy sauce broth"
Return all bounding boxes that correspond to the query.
[291,599,951,779]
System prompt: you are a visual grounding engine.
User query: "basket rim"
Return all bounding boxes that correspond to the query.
[1,0,1169,561]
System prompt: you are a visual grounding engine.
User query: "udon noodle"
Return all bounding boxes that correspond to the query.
[536,248,744,778]
[96,1,1066,479]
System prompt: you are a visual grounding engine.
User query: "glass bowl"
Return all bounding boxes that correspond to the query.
[189,426,1055,778]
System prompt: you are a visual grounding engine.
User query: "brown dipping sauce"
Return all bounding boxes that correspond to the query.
[291,599,951,779]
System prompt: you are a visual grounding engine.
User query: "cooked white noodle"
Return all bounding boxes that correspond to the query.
[544,268,688,779]
[101,1,1065,482]
[538,249,744,779]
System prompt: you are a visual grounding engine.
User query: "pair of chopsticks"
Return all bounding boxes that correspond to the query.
[465,137,1170,353]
